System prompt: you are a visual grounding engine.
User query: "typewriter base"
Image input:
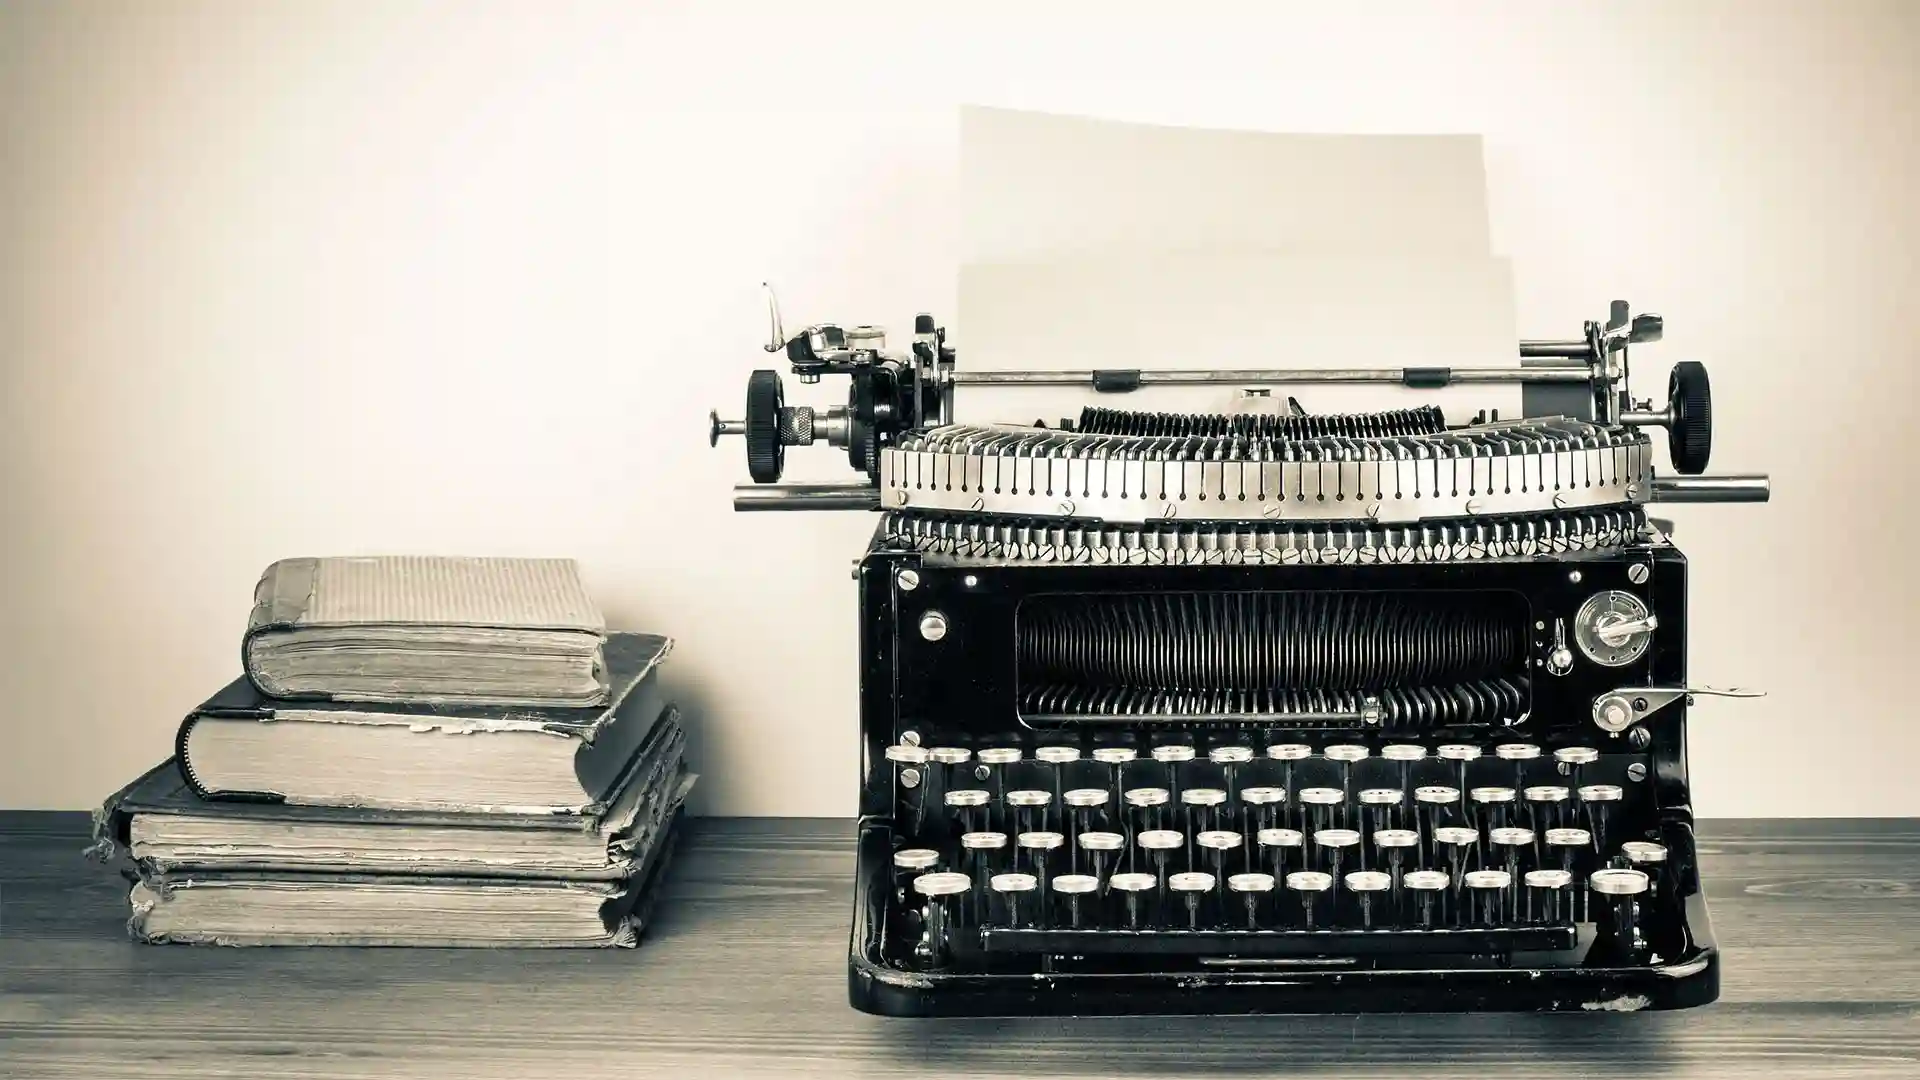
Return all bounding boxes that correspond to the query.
[848,825,1720,1017]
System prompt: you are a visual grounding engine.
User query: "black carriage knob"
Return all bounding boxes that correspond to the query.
[744,368,787,483]
[1666,360,1712,475]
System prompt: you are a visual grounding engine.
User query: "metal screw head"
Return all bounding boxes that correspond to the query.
[963,574,979,588]
[900,730,921,746]
[1626,762,1648,783]
[918,611,949,642]
[1628,563,1650,585]
[900,768,922,789]
[896,568,920,592]
[1568,570,1584,584]
[1627,727,1652,750]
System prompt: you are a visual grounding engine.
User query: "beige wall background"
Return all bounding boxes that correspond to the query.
[2,0,1913,815]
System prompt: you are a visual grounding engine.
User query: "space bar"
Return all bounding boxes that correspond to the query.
[975,925,1575,956]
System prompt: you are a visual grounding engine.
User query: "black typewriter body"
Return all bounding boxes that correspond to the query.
[710,293,1764,1016]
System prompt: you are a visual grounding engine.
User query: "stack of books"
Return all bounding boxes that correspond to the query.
[90,555,692,948]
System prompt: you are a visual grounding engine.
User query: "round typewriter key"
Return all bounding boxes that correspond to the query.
[1050,873,1100,929]
[1007,788,1054,837]
[1525,868,1574,924]
[1152,744,1197,762]
[1413,784,1460,859]
[1313,828,1361,884]
[1108,871,1159,928]
[1324,743,1370,807]
[1464,869,1512,927]
[1266,744,1312,813]
[1546,826,1595,919]
[974,748,1020,828]
[894,848,940,871]
[1168,871,1216,929]
[1622,840,1669,898]
[976,748,1022,765]
[1382,743,1428,793]
[1257,826,1304,880]
[944,787,989,836]
[1590,867,1651,953]
[1092,747,1138,764]
[1471,785,1518,833]
[1345,870,1392,929]
[1124,785,1171,836]
[989,871,1038,928]
[1495,742,1542,788]
[1403,868,1450,928]
[928,747,972,765]
[1554,746,1599,789]
[1433,826,1478,899]
[1017,830,1064,907]
[1578,784,1624,854]
[1138,828,1184,890]
[1489,826,1535,893]
[1210,746,1253,764]
[1035,745,1080,764]
[1437,744,1482,812]
[1285,870,1334,929]
[886,744,930,765]
[1372,828,1419,897]
[1228,871,1276,928]
[1064,788,1109,807]
[1196,829,1243,894]
[1238,785,1286,838]
[1299,786,1344,834]
[1181,786,1228,835]
[1524,784,1572,835]
[912,871,972,963]
[1077,830,1124,883]
[1359,787,1405,837]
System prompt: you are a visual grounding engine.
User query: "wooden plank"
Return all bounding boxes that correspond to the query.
[3,813,1917,1079]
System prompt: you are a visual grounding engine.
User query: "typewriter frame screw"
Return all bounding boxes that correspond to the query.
[1626,762,1649,783]
[1568,570,1584,584]
[1628,563,1650,585]
[919,611,949,642]
[897,568,921,592]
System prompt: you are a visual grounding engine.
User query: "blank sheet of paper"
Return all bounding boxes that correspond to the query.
[960,106,1494,263]
[954,107,1517,425]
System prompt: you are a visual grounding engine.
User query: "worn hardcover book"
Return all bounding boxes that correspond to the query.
[178,631,671,812]
[125,807,688,948]
[94,713,691,879]
[244,555,610,706]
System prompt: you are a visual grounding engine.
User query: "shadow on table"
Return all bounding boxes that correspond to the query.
[864,1011,1688,1075]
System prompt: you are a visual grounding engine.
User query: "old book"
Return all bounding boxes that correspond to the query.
[245,555,609,706]
[125,808,688,948]
[95,713,691,879]
[180,631,671,813]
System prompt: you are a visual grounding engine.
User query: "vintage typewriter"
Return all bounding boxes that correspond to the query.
[709,291,1767,1016]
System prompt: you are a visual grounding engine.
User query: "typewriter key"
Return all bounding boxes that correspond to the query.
[894,848,940,870]
[1300,786,1345,834]
[1063,788,1111,857]
[1433,826,1478,902]
[1403,869,1450,929]
[1622,840,1668,900]
[1257,826,1305,881]
[1489,827,1535,910]
[1108,871,1159,929]
[927,747,972,765]
[1382,743,1428,794]
[1437,744,1482,812]
[1324,744,1371,806]
[1471,786,1518,833]
[1578,784,1624,854]
[944,788,989,836]
[1495,742,1542,788]
[1414,785,1461,861]
[1524,784,1571,836]
[1545,827,1594,920]
[1314,828,1361,884]
[1238,786,1286,838]
[1092,746,1137,808]
[1463,869,1511,927]
[1285,870,1334,929]
[1016,830,1065,908]
[1525,868,1573,923]
[1345,870,1392,929]
[885,744,930,765]
[976,748,1021,828]
[1554,745,1599,789]
[1169,872,1215,929]
[1077,830,1124,883]
[1181,787,1228,836]
[1125,786,1172,836]
[1035,746,1080,822]
[1050,873,1100,929]
[1007,788,1053,837]
[887,745,933,835]
[1228,871,1277,928]
[1590,867,1651,954]
[1138,828,1184,890]
[990,871,1038,928]
[912,871,972,964]
[960,831,1008,917]
[1360,787,1405,838]
[1196,830,1243,895]
[1266,743,1312,812]
[1372,828,1419,903]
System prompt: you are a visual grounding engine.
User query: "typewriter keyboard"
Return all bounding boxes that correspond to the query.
[879,739,1666,969]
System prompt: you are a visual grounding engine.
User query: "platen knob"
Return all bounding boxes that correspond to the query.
[744,369,786,483]
[1574,591,1656,668]
[1667,360,1712,474]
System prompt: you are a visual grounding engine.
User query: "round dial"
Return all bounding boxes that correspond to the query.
[1574,590,1655,668]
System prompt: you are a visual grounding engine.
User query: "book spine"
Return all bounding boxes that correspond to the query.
[242,557,322,699]
[175,715,287,804]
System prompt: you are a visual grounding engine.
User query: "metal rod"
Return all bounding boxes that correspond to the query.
[1519,340,1595,359]
[1647,475,1770,503]
[949,365,1591,388]
[732,483,880,512]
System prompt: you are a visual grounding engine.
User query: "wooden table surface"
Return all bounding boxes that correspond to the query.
[2,813,1916,1079]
